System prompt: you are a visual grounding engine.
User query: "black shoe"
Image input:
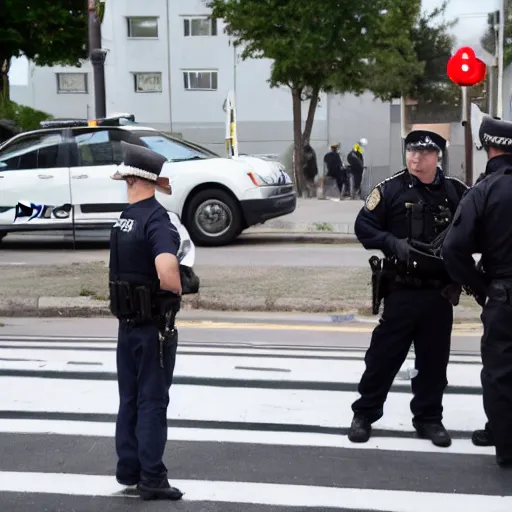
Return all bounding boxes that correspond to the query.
[413,421,452,447]
[348,415,372,443]
[472,428,495,446]
[137,480,183,501]
[497,456,512,468]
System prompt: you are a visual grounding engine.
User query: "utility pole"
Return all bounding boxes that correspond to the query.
[462,86,473,185]
[497,0,505,118]
[88,0,107,119]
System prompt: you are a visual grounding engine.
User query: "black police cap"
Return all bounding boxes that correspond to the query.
[479,115,512,150]
[110,141,172,194]
[404,130,446,153]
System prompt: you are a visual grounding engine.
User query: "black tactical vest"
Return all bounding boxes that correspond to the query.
[109,199,160,287]
[405,178,460,244]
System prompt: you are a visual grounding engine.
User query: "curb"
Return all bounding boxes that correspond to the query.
[0,296,483,325]
[239,232,357,244]
[0,295,362,318]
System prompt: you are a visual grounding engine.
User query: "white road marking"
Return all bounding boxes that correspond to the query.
[0,420,496,456]
[0,472,510,511]
[0,348,484,387]
[0,376,487,433]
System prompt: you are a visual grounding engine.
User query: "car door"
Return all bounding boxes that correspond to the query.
[68,127,142,228]
[0,130,72,230]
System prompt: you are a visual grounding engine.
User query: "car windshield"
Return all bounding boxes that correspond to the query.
[136,131,219,162]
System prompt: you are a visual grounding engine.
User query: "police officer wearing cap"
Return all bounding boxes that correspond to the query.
[348,129,468,447]
[442,115,512,468]
[109,141,184,500]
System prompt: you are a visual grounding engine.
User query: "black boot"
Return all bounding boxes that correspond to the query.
[137,479,183,501]
[496,456,512,468]
[413,421,452,447]
[472,427,494,446]
[348,415,372,443]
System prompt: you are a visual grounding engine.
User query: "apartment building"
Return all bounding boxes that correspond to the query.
[11,0,499,184]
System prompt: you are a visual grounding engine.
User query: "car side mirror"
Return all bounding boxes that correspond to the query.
[0,162,7,169]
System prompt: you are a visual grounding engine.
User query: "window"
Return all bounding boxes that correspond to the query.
[183,70,218,91]
[56,73,88,94]
[135,131,214,161]
[0,133,63,171]
[183,16,217,37]
[127,17,158,38]
[73,129,140,166]
[133,72,162,93]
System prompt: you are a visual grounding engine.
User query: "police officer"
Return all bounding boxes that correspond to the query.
[442,116,512,468]
[109,141,183,500]
[349,130,468,447]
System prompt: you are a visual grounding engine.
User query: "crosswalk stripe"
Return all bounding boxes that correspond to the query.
[0,347,483,387]
[0,335,507,510]
[0,472,511,511]
[0,376,487,433]
[0,420,496,456]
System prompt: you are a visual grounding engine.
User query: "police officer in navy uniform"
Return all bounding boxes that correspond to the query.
[109,141,184,500]
[442,116,512,468]
[349,130,468,447]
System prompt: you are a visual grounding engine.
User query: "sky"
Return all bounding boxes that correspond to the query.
[8,0,500,86]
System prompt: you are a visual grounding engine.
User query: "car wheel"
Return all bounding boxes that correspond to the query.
[185,189,242,246]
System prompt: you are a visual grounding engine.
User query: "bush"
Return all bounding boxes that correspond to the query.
[0,97,53,132]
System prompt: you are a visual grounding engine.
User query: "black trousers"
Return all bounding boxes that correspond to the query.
[115,320,178,486]
[352,288,453,423]
[481,297,512,461]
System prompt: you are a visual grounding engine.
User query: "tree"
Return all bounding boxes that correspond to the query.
[481,0,512,67]
[206,0,452,193]
[0,0,89,99]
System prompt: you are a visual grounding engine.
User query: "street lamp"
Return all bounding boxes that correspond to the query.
[497,0,505,119]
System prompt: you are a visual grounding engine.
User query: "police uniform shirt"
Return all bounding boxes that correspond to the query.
[442,153,512,296]
[109,197,181,285]
[356,169,468,257]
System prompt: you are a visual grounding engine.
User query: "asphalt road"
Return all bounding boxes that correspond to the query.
[0,236,377,268]
[0,315,509,511]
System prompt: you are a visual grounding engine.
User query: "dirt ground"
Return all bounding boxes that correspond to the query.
[0,262,480,316]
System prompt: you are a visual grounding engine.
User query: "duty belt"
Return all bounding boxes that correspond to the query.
[394,274,446,290]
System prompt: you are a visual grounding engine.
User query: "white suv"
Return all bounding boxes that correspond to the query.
[0,115,296,246]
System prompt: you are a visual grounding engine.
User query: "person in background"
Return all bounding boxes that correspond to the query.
[302,143,318,198]
[347,138,368,199]
[322,143,348,199]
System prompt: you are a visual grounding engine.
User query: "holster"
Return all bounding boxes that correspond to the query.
[369,256,395,314]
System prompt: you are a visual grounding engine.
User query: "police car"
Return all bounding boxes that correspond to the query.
[0,114,296,246]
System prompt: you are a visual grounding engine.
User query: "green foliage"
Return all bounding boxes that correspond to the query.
[0,0,88,66]
[368,1,459,106]
[481,0,512,67]
[0,97,53,131]
[207,0,422,97]
[0,0,88,98]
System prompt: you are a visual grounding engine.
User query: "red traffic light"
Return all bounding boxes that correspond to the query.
[447,46,487,86]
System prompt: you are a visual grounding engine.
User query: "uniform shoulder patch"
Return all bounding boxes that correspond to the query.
[365,187,382,211]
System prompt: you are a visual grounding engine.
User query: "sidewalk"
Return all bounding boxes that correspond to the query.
[246,197,362,236]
